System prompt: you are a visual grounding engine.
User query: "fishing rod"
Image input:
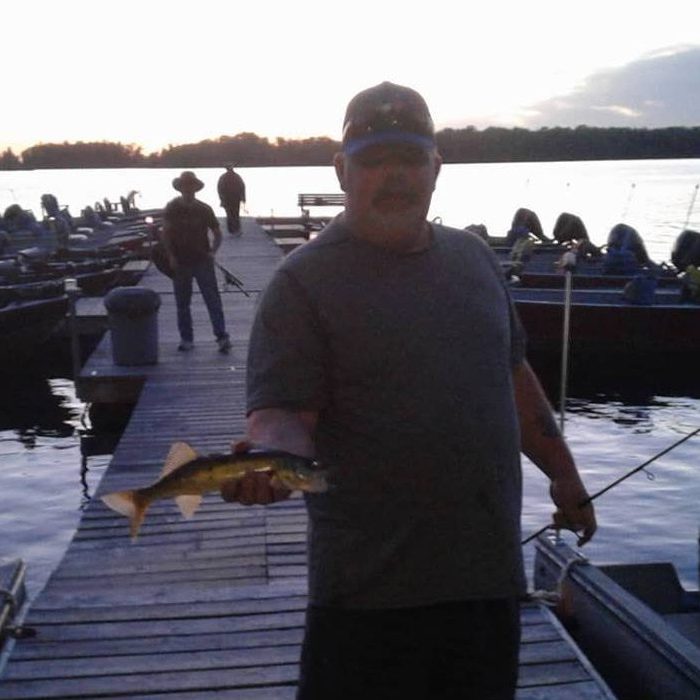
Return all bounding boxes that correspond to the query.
[683,183,699,230]
[621,182,636,220]
[216,261,250,297]
[521,426,700,545]
[558,251,577,433]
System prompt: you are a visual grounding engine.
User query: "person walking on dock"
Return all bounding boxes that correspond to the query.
[162,170,231,353]
[217,164,246,235]
[222,82,596,699]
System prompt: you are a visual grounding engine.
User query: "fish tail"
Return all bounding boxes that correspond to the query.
[101,490,151,541]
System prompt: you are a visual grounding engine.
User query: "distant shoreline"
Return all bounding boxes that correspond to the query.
[2,125,700,171]
[2,153,700,172]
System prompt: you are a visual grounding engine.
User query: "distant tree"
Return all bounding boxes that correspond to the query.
[0,148,21,170]
[6,127,700,170]
[20,141,145,169]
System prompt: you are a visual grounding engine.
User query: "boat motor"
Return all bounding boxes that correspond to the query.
[671,229,700,271]
[553,212,589,244]
[607,223,651,265]
[506,207,547,245]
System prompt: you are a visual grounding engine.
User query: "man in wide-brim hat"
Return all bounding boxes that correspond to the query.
[172,170,204,193]
[160,170,231,353]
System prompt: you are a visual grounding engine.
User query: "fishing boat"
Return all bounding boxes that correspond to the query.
[513,266,680,289]
[1,256,124,297]
[512,286,699,354]
[514,283,696,344]
[511,284,700,395]
[492,216,700,291]
[534,534,700,700]
[2,199,159,260]
[496,237,681,289]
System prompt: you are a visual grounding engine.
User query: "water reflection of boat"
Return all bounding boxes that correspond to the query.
[534,535,700,700]
[0,292,69,357]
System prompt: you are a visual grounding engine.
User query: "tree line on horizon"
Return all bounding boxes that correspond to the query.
[1,126,700,170]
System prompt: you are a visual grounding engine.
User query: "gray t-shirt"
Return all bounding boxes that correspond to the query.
[247,217,527,608]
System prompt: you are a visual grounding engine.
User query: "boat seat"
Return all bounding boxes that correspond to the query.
[601,562,686,614]
[664,612,700,647]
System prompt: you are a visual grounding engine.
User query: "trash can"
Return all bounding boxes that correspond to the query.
[104,287,161,366]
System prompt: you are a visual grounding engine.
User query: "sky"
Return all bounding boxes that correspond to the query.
[3,0,700,154]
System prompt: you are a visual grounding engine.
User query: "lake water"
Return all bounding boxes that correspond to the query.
[0,160,699,601]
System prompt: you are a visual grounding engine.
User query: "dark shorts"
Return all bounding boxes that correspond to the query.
[297,597,520,700]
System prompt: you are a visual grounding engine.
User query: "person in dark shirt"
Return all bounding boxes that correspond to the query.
[162,171,231,353]
[217,165,247,235]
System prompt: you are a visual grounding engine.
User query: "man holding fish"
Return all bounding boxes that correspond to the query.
[225,83,596,699]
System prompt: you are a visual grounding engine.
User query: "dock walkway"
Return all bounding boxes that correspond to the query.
[0,220,615,699]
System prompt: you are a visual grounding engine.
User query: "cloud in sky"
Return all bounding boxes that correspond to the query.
[518,45,700,129]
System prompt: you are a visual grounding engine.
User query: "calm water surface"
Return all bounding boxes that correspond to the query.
[0,363,110,600]
[0,161,698,600]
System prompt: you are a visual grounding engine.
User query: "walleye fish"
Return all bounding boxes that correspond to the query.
[101,441,327,540]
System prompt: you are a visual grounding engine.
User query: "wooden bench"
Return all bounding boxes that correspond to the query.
[298,193,345,215]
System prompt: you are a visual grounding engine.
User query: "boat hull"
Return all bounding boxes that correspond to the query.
[517,269,680,289]
[512,288,700,356]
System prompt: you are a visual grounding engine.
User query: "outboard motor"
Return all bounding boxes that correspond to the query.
[671,229,700,271]
[41,193,60,218]
[81,206,102,229]
[3,204,24,231]
[0,232,11,257]
[607,223,651,265]
[506,207,546,245]
[553,212,588,243]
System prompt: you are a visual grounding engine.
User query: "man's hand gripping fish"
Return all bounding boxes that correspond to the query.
[101,441,328,540]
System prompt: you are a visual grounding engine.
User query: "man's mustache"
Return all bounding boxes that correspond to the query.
[373,188,419,206]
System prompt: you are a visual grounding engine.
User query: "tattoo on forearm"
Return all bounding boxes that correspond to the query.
[536,407,561,438]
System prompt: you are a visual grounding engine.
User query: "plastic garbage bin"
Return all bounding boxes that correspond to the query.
[104,286,161,366]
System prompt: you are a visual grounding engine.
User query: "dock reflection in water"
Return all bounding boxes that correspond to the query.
[0,360,111,601]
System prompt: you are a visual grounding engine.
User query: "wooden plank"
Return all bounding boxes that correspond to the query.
[121,688,296,700]
[0,663,300,699]
[11,610,306,644]
[517,684,616,699]
[518,661,592,686]
[27,578,309,610]
[10,628,305,661]
[24,596,308,625]
[3,644,302,680]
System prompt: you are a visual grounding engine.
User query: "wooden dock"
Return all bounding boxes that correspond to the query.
[0,220,615,699]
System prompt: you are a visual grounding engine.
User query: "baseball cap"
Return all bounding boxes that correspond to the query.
[341,81,436,156]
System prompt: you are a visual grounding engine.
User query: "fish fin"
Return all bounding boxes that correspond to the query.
[102,490,137,518]
[175,494,203,519]
[102,490,150,541]
[162,441,198,477]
